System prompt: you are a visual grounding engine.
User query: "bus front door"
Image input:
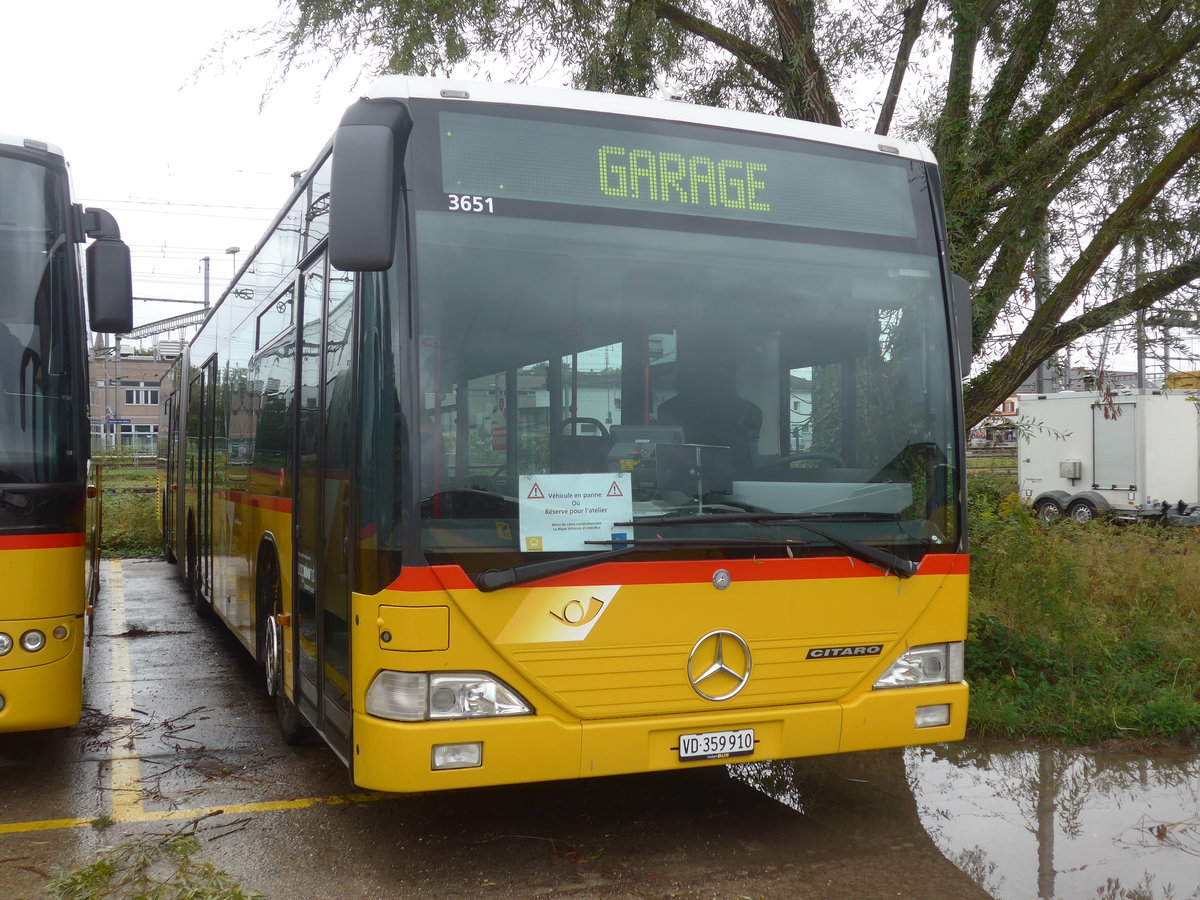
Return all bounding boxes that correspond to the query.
[293,253,353,758]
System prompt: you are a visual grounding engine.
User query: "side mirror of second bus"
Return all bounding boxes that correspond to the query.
[84,215,133,333]
[329,98,413,272]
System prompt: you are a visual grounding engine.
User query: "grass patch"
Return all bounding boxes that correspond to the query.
[966,479,1200,746]
[101,491,161,558]
[100,466,157,487]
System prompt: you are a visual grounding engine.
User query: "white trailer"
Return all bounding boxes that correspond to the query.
[1018,389,1200,524]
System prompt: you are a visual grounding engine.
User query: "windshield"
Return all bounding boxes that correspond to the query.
[358,102,960,581]
[0,152,82,485]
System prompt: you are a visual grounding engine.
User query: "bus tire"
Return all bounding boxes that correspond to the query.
[257,546,310,745]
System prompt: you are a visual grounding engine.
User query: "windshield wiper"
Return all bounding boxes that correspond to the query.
[475,536,802,592]
[619,512,918,579]
[476,543,645,592]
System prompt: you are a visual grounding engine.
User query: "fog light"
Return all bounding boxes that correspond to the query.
[432,742,482,770]
[53,626,69,640]
[20,630,46,653]
[0,633,12,656]
[915,704,951,728]
[0,693,6,713]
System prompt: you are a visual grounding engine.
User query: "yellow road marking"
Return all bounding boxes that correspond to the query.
[107,560,146,823]
[0,560,391,836]
[0,793,390,834]
[0,817,96,835]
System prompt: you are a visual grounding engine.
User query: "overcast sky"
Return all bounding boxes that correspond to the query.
[5,0,366,332]
[10,3,1189,374]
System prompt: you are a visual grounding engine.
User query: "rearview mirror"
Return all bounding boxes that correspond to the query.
[82,206,133,333]
[329,99,413,272]
[951,274,972,376]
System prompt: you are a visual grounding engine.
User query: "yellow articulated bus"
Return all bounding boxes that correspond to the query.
[0,134,132,732]
[159,78,972,792]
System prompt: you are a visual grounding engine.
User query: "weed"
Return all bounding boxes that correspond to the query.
[46,817,262,900]
[101,492,161,558]
[966,479,1200,745]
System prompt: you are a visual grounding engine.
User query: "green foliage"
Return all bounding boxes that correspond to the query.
[965,481,1200,745]
[101,492,161,558]
[46,822,263,900]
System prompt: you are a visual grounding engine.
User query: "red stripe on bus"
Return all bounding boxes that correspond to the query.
[386,553,966,593]
[0,533,86,550]
[390,566,476,591]
[226,492,294,514]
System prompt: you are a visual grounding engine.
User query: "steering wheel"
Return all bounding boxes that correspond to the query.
[765,451,845,468]
[559,416,610,439]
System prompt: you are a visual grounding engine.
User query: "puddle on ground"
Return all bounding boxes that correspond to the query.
[907,742,1200,899]
[732,743,1200,899]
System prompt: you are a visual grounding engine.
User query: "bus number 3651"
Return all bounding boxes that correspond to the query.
[447,194,495,213]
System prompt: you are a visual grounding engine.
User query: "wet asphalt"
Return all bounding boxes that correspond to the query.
[0,558,990,899]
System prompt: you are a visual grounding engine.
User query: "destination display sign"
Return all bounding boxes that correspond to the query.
[438,110,918,237]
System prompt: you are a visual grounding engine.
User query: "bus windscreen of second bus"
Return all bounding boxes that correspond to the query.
[0,154,80,486]
[362,102,959,576]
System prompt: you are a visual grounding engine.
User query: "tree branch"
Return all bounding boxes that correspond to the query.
[1052,253,1200,346]
[875,0,929,136]
[961,123,1120,280]
[763,0,841,123]
[969,0,1060,177]
[934,1,984,181]
[976,17,1200,203]
[1031,116,1200,329]
[638,0,791,93]
[964,251,1200,424]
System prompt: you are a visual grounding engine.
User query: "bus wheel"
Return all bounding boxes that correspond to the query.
[259,550,309,745]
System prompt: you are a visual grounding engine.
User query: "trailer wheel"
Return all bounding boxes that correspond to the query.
[1067,498,1099,523]
[1033,497,1063,522]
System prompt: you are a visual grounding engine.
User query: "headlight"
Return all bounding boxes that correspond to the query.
[366,671,532,722]
[873,642,964,689]
[0,633,12,656]
[20,630,46,653]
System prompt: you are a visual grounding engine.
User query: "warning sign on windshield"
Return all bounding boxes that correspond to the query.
[518,473,633,552]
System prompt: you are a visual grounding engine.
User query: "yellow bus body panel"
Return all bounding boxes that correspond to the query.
[0,544,87,732]
[350,561,968,793]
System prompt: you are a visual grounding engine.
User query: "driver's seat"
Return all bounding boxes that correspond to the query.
[656,391,761,469]
[550,420,612,474]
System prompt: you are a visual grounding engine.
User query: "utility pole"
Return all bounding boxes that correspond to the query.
[201,256,211,309]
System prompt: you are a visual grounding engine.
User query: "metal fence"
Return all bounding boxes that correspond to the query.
[966,447,1017,479]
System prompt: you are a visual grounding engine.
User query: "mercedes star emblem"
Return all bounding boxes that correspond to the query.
[687,630,752,701]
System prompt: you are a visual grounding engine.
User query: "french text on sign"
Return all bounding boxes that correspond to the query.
[519,473,633,552]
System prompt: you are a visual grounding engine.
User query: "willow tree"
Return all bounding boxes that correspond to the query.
[267,0,1200,426]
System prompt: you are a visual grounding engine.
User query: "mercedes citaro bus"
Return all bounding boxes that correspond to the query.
[159,77,972,792]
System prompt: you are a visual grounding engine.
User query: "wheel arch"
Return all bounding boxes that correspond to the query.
[254,532,285,662]
[1030,489,1071,511]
